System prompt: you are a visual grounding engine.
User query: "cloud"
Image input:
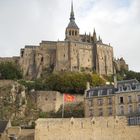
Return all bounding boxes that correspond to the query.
[0,0,139,71]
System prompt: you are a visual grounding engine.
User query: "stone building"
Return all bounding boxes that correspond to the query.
[114,57,129,72]
[84,79,140,117]
[19,2,114,79]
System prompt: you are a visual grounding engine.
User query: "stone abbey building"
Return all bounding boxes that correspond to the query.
[19,3,115,79]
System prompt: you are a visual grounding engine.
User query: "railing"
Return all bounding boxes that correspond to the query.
[128,116,140,125]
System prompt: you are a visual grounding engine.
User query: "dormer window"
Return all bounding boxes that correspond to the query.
[127,85,131,91]
[120,86,123,91]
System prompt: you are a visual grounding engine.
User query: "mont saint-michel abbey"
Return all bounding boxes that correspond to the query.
[19,3,126,79]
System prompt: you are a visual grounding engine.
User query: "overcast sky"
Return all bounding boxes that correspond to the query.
[0,0,140,72]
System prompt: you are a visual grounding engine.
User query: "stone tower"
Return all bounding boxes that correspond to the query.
[65,1,80,41]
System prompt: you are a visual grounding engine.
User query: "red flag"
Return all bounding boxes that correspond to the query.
[64,94,75,102]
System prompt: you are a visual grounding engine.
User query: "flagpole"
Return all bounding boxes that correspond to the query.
[62,94,65,118]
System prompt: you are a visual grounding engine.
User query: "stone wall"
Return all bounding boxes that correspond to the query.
[0,80,14,88]
[96,44,113,75]
[36,91,84,112]
[35,116,140,140]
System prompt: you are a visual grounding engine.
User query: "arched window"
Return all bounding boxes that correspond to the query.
[75,31,77,36]
[69,30,71,36]
[72,30,74,35]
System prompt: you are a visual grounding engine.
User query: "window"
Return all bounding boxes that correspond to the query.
[138,95,140,102]
[108,107,112,116]
[128,96,132,103]
[99,108,103,116]
[120,86,123,91]
[120,106,124,115]
[75,31,77,36]
[108,98,112,105]
[120,97,124,104]
[88,100,93,107]
[72,30,74,35]
[89,109,93,117]
[127,85,131,91]
[69,30,71,36]
[98,99,103,106]
[108,89,112,95]
[128,105,133,114]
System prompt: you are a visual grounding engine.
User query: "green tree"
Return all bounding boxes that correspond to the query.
[0,62,22,79]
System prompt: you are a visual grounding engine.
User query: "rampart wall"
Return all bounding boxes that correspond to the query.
[35,116,140,140]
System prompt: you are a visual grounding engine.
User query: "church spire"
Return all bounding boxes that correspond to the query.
[70,1,75,21]
[65,1,79,41]
[93,28,97,42]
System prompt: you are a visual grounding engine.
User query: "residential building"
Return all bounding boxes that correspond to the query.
[84,79,140,117]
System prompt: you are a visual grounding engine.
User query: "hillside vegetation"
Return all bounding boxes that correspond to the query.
[19,72,105,94]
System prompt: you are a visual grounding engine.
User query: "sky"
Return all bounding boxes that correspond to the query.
[0,0,140,72]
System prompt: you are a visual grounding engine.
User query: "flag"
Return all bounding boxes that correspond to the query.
[64,94,75,102]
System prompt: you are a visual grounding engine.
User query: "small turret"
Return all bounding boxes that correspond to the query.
[93,28,97,43]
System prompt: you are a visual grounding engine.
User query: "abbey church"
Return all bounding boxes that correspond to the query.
[19,2,117,79]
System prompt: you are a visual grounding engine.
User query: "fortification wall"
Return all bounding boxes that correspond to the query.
[35,117,140,140]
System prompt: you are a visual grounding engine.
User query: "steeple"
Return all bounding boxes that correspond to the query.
[93,28,97,43]
[70,1,75,21]
[65,1,80,41]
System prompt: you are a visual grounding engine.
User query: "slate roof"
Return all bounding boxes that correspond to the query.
[0,120,8,133]
[67,20,79,29]
[86,86,115,98]
[117,79,139,85]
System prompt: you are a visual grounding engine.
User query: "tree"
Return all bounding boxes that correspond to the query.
[0,62,22,79]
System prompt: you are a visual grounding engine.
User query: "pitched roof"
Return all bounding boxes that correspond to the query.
[0,121,8,133]
[67,20,79,29]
